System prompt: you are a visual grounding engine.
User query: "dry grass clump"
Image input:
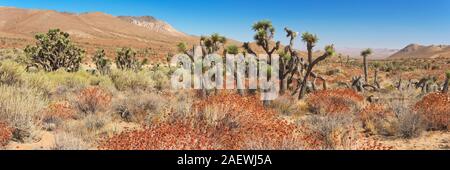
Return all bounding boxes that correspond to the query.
[73,86,112,115]
[414,92,450,130]
[307,88,364,115]
[52,132,91,150]
[269,96,300,116]
[0,122,12,147]
[0,60,24,86]
[0,85,47,142]
[298,115,392,150]
[359,104,398,136]
[112,92,168,123]
[298,115,359,150]
[24,70,115,99]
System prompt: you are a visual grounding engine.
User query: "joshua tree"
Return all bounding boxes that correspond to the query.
[243,20,280,64]
[361,48,373,83]
[115,47,147,71]
[24,29,84,72]
[373,62,381,89]
[200,33,227,55]
[302,32,318,65]
[443,70,450,93]
[298,44,335,99]
[224,45,239,55]
[92,49,111,75]
[279,27,301,94]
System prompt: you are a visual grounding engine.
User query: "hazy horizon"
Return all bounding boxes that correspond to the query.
[1,0,449,50]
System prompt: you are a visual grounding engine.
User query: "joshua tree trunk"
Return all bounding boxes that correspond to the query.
[374,69,380,89]
[299,66,313,99]
[363,55,368,83]
[442,77,449,93]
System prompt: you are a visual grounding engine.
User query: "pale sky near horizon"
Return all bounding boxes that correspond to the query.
[1,0,449,50]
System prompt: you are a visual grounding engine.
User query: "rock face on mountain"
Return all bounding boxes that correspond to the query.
[118,16,186,36]
[0,7,198,60]
[389,44,450,59]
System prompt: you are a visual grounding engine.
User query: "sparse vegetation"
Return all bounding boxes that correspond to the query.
[0,20,449,151]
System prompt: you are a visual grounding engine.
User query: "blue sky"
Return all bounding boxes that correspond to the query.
[1,0,449,49]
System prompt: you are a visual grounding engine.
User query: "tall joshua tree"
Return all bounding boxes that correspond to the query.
[243,20,280,64]
[298,43,335,99]
[302,32,318,65]
[361,48,373,83]
[279,27,300,94]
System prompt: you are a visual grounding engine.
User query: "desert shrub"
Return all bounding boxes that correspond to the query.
[24,70,115,99]
[306,89,364,115]
[0,85,47,142]
[109,69,152,91]
[83,114,109,132]
[24,29,84,72]
[0,60,24,86]
[298,115,358,150]
[414,93,450,130]
[299,114,392,150]
[100,93,302,150]
[359,104,398,136]
[150,70,170,90]
[52,132,90,150]
[99,121,216,150]
[325,68,341,76]
[42,101,76,131]
[113,92,167,123]
[397,110,424,138]
[386,100,424,138]
[269,96,299,116]
[0,122,12,147]
[73,87,112,115]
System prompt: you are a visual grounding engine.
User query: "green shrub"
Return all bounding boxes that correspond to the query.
[109,69,152,91]
[0,60,24,86]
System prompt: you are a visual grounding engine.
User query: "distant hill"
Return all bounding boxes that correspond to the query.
[389,44,450,59]
[0,6,198,61]
[336,47,399,60]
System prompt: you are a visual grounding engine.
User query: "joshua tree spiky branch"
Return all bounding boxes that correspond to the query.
[243,20,280,64]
